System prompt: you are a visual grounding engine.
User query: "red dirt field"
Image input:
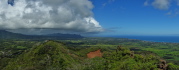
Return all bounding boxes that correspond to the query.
[87,49,102,58]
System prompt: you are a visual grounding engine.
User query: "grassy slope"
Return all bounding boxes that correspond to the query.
[3,41,77,70]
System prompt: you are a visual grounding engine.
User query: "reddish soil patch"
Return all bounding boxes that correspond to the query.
[87,49,102,58]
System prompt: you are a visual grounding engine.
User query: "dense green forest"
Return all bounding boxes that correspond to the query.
[1,37,179,70]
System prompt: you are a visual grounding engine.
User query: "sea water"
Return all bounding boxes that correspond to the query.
[113,36,179,43]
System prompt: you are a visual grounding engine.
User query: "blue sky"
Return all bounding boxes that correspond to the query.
[90,0,179,36]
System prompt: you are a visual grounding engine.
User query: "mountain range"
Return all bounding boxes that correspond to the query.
[0,30,83,40]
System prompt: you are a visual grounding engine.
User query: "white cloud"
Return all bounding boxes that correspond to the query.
[144,0,179,17]
[144,0,149,6]
[0,0,103,34]
[102,0,115,7]
[166,9,179,17]
[152,0,170,10]
[109,0,115,2]
[166,11,172,15]
[102,3,107,7]
[175,0,179,5]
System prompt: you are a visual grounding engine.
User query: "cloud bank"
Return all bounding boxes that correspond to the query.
[152,0,170,10]
[0,0,103,34]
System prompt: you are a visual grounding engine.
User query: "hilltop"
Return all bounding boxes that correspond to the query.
[3,41,77,70]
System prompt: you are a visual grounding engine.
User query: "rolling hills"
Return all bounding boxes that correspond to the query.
[1,40,179,70]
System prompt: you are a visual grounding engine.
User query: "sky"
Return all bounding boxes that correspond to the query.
[0,0,179,36]
[91,0,179,36]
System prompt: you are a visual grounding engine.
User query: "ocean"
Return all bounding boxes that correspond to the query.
[112,36,179,43]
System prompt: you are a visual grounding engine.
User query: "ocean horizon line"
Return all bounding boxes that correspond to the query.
[108,35,179,43]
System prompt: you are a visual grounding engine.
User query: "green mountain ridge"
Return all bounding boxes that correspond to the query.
[3,41,77,70]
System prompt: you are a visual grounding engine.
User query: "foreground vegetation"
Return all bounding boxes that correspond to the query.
[0,38,179,70]
[62,38,179,65]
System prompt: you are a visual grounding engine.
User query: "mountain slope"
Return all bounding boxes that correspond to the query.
[46,33,83,38]
[0,30,27,39]
[0,30,83,39]
[3,41,77,70]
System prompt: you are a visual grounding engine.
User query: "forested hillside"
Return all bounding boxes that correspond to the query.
[1,40,179,70]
